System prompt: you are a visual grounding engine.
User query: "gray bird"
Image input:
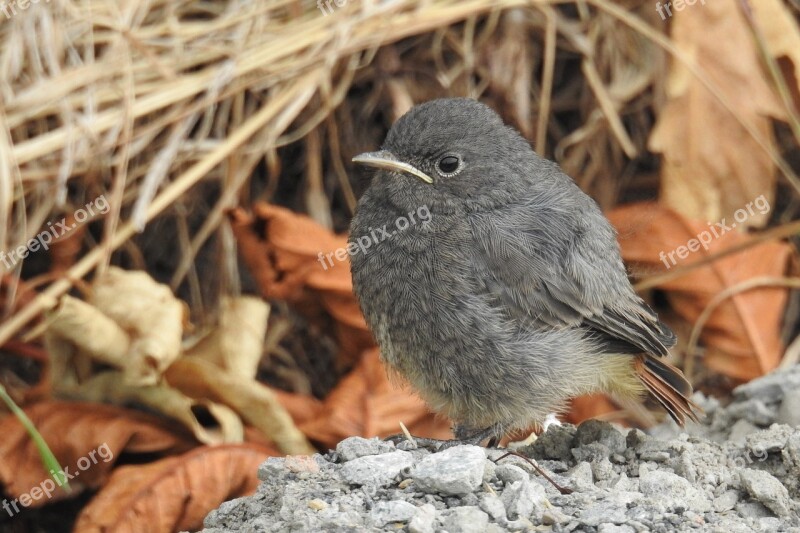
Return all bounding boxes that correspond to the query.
[348,98,698,446]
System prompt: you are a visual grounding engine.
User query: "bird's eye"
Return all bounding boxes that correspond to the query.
[436,155,463,177]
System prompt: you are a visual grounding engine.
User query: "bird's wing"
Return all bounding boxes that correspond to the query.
[468,198,675,356]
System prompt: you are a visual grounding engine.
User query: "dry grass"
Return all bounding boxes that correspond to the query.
[0,0,710,343]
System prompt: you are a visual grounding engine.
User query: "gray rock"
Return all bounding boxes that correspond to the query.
[735,501,775,519]
[745,423,794,453]
[340,450,413,487]
[777,389,800,427]
[578,500,628,526]
[478,492,507,522]
[713,489,740,512]
[532,424,576,461]
[639,469,711,512]
[572,442,612,463]
[574,420,626,455]
[408,503,435,533]
[738,468,793,517]
[728,419,760,443]
[725,398,777,426]
[412,445,485,496]
[439,506,489,533]
[500,479,547,520]
[568,461,594,492]
[336,436,395,462]
[369,500,418,526]
[598,525,636,533]
[495,463,528,485]
[591,456,615,482]
[733,366,800,403]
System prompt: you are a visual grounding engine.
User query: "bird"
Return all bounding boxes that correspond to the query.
[348,97,699,447]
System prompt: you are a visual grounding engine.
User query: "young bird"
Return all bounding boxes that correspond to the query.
[349,98,699,446]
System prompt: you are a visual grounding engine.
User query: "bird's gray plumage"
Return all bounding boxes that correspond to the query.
[349,98,688,439]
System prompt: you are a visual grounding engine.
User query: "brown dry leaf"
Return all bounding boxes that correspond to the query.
[0,401,193,502]
[165,358,315,455]
[45,295,131,385]
[186,296,270,379]
[648,0,785,228]
[91,267,185,385]
[230,204,365,326]
[74,443,276,533]
[608,203,791,380]
[750,0,800,97]
[69,371,244,445]
[299,349,452,448]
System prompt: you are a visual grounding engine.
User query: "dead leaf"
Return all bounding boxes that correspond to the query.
[608,203,791,380]
[186,296,270,379]
[750,0,800,98]
[74,443,275,533]
[299,349,452,448]
[165,358,315,455]
[91,267,185,385]
[68,371,244,445]
[648,0,785,228]
[0,401,193,503]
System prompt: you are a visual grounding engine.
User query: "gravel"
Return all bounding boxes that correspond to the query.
[203,365,800,532]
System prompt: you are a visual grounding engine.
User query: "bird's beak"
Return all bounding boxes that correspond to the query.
[352,150,434,184]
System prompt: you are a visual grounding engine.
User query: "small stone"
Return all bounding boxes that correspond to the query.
[638,450,670,463]
[307,499,327,511]
[478,492,506,522]
[713,490,740,512]
[598,524,636,533]
[574,420,626,454]
[733,366,800,403]
[412,445,486,496]
[495,464,528,485]
[777,389,800,427]
[340,450,414,487]
[408,503,435,533]
[639,469,711,513]
[541,508,570,526]
[725,398,777,426]
[745,424,794,454]
[500,479,547,520]
[532,424,577,461]
[728,419,759,443]
[568,461,594,492]
[398,478,413,489]
[572,442,612,463]
[335,436,395,461]
[735,501,775,519]
[257,457,286,481]
[370,500,418,526]
[591,456,615,481]
[738,468,793,517]
[284,455,320,473]
[439,506,490,533]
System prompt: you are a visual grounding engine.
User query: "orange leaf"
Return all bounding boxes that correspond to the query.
[299,349,452,448]
[608,203,791,380]
[0,401,193,503]
[74,443,276,533]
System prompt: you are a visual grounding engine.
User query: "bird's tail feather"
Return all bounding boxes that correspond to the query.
[634,355,702,426]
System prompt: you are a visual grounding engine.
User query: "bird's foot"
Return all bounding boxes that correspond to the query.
[383,424,502,451]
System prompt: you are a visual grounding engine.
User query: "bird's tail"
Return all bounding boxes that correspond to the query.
[634,355,702,425]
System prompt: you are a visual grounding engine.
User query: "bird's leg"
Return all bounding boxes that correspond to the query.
[383,424,503,451]
[494,450,574,495]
